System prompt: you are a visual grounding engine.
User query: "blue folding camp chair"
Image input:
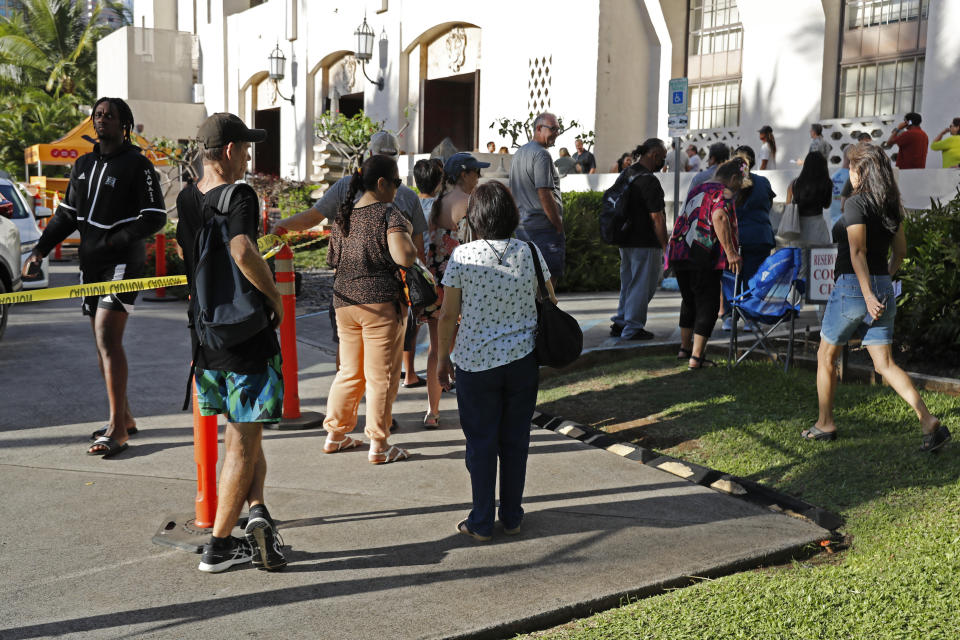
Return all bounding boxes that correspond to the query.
[725,247,805,371]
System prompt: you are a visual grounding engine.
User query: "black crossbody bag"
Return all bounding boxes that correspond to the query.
[524,241,582,368]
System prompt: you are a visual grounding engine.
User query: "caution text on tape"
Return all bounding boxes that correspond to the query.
[0,275,188,305]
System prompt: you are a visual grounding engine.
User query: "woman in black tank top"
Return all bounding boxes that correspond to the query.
[804,145,950,452]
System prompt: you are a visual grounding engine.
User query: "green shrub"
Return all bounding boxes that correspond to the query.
[895,189,960,362]
[558,191,621,292]
[278,183,315,218]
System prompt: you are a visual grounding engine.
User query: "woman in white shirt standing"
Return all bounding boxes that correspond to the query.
[758,125,777,170]
[437,181,557,541]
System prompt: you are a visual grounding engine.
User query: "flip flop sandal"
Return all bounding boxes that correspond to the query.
[688,355,718,369]
[87,436,129,457]
[456,519,492,542]
[322,435,363,454]
[402,378,426,389]
[368,445,409,465]
[801,425,837,441]
[423,413,440,429]
[919,424,951,453]
[90,425,138,440]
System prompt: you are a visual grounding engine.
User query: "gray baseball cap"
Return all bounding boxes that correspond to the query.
[368,131,399,157]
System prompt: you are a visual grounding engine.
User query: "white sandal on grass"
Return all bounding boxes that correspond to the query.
[368,445,409,465]
[323,434,363,454]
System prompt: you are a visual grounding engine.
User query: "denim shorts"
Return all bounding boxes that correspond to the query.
[820,273,895,346]
[515,225,564,280]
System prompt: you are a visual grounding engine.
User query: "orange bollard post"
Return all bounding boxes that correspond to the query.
[151,374,222,552]
[144,233,177,302]
[269,244,323,430]
[192,379,218,529]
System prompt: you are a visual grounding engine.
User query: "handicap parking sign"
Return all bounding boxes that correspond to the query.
[668,78,688,115]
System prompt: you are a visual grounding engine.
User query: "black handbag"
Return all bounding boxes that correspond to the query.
[524,241,583,368]
[383,206,439,313]
[399,261,439,313]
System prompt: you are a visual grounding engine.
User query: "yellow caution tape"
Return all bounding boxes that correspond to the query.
[0,275,188,305]
[1,233,329,306]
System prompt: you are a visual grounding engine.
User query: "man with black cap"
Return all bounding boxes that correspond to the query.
[887,112,928,169]
[275,130,429,388]
[176,112,287,573]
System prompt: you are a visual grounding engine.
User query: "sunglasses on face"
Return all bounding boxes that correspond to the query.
[389,177,402,188]
[539,124,560,133]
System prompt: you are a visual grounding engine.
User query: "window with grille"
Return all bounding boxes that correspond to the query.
[838,56,923,117]
[845,0,929,29]
[689,79,741,130]
[688,0,742,56]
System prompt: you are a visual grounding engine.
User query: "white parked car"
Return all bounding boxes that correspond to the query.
[0,212,22,341]
[0,178,51,289]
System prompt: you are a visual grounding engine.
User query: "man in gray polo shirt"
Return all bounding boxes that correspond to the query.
[509,112,564,285]
[284,131,427,253]
[272,131,428,388]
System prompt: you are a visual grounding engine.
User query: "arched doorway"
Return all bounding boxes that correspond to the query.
[306,51,367,181]
[407,23,481,153]
[238,71,281,176]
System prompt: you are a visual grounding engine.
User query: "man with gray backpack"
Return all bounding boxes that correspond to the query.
[175,113,286,573]
[605,138,669,340]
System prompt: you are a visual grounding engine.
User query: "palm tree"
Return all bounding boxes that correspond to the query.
[0,0,111,99]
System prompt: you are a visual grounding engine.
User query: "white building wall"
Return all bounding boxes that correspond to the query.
[109,0,960,194]
[738,0,826,167]
[920,0,960,168]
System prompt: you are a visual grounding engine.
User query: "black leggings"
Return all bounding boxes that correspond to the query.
[676,267,723,339]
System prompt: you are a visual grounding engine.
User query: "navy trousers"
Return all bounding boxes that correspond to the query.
[455,351,539,536]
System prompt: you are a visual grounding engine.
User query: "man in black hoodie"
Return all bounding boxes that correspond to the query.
[23,97,166,457]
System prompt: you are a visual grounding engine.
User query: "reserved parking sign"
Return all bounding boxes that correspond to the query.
[807,245,838,302]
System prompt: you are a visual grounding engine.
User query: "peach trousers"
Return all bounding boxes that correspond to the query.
[323,302,405,442]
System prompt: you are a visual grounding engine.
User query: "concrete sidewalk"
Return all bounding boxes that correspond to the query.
[0,263,828,639]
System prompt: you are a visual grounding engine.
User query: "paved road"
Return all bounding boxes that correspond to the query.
[0,261,827,639]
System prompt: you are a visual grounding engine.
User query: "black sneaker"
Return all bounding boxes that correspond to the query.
[610,323,624,337]
[198,536,252,573]
[919,425,951,453]
[625,328,655,341]
[245,517,287,571]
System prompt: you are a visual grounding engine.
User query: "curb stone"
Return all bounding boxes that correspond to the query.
[532,411,844,532]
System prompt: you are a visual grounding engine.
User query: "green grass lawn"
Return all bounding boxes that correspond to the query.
[292,244,328,271]
[521,355,960,640]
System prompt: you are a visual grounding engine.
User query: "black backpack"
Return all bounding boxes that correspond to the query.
[191,183,270,350]
[599,167,642,245]
[182,184,270,409]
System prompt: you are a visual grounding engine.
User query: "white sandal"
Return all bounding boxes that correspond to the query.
[323,434,363,454]
[423,412,440,429]
[368,445,410,465]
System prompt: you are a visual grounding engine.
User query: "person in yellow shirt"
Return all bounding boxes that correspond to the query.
[930,118,960,168]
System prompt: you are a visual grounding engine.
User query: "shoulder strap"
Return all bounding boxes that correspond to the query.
[215,183,239,215]
[525,241,549,300]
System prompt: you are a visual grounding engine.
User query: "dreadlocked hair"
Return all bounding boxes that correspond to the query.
[337,154,399,236]
[92,97,135,143]
[847,144,902,234]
